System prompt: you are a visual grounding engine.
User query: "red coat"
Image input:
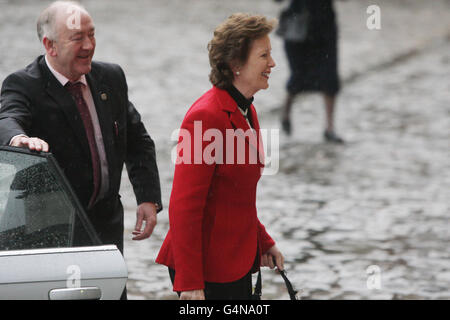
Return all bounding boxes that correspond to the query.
[156,86,275,292]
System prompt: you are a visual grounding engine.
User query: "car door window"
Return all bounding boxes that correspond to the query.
[0,148,99,251]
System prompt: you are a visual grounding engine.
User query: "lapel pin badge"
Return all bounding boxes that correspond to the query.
[100,92,108,101]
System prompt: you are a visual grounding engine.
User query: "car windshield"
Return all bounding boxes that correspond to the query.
[0,148,97,250]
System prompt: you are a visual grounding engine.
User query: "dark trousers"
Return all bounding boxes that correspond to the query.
[169,268,253,300]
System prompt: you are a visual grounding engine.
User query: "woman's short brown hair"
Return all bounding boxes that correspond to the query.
[208,13,277,89]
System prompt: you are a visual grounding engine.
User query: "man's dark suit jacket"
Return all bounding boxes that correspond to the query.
[0,55,162,252]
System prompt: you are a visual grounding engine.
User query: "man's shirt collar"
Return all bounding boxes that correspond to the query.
[45,55,87,87]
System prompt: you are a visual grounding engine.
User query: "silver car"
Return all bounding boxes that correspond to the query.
[0,146,127,300]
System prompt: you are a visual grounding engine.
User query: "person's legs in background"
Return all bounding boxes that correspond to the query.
[281,92,296,135]
[323,93,344,143]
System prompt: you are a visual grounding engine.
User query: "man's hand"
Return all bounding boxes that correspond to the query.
[10,135,49,152]
[261,245,285,271]
[180,290,205,300]
[132,202,157,240]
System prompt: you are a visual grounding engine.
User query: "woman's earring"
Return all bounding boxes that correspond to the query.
[236,71,240,76]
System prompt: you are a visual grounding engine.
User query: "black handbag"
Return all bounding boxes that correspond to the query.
[275,5,310,42]
[252,269,300,300]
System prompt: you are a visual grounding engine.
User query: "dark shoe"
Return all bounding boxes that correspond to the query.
[324,130,345,144]
[281,118,291,135]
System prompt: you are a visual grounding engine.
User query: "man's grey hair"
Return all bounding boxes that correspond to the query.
[36,1,86,42]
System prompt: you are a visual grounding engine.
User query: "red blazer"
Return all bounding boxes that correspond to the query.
[156,86,275,292]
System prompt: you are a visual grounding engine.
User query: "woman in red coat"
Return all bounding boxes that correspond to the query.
[156,13,284,300]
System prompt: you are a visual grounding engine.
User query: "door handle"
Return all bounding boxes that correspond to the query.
[48,287,102,300]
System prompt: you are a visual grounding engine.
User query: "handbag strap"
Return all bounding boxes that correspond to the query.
[253,269,262,299]
[254,269,299,300]
[278,269,299,300]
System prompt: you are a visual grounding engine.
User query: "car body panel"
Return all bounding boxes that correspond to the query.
[0,147,128,299]
[0,245,127,300]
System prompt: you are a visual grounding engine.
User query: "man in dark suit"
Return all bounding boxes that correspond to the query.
[0,1,162,256]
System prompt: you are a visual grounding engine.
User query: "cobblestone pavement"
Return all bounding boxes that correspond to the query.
[1,0,449,299]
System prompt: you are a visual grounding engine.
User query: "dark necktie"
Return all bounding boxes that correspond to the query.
[65,81,101,208]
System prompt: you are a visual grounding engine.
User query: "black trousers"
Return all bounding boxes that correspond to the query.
[168,268,253,300]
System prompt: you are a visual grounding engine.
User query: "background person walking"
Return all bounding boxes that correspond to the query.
[276,0,344,143]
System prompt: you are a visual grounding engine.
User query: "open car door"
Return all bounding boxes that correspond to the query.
[0,146,127,299]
